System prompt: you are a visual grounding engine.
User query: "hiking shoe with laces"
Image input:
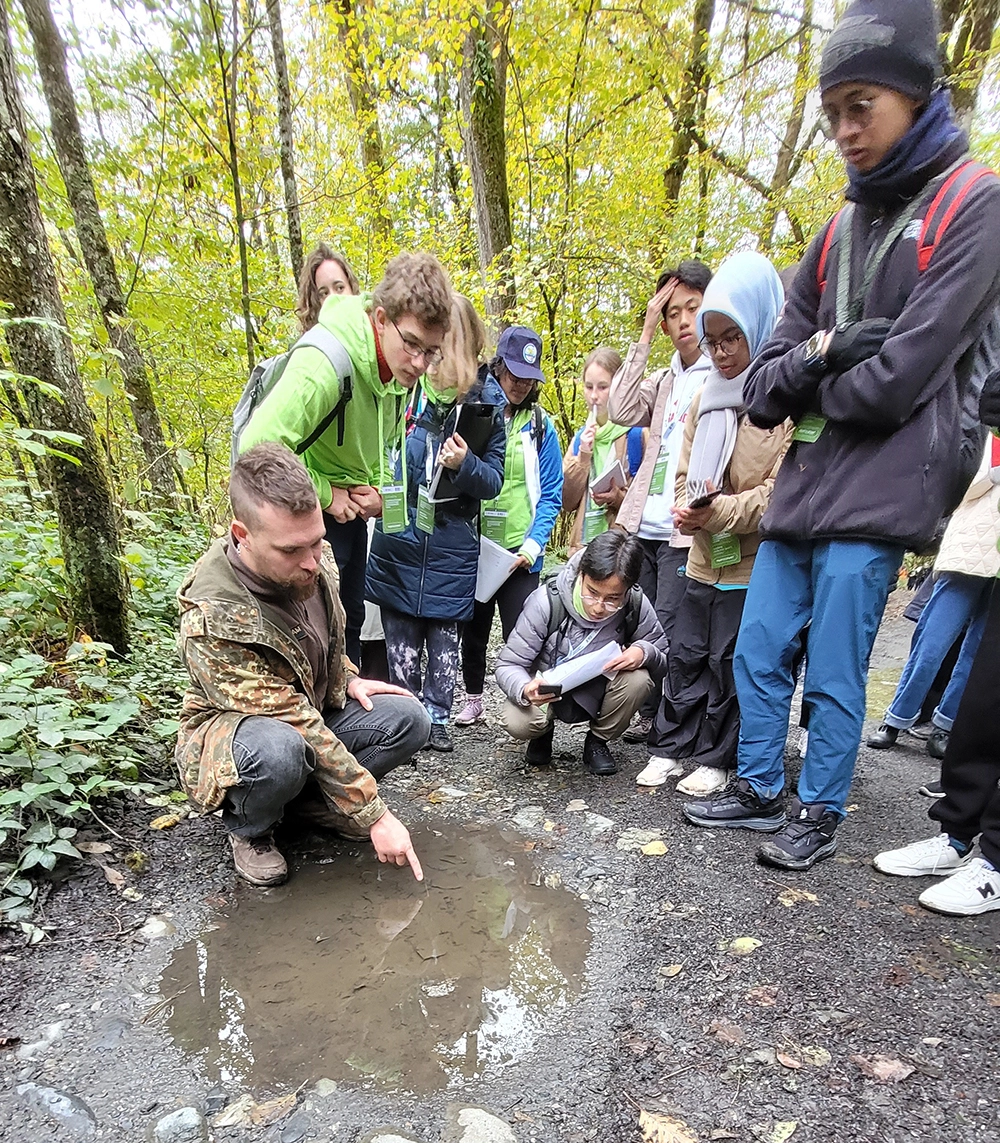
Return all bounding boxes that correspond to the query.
[583,731,617,776]
[682,777,785,831]
[874,833,972,878]
[757,797,838,870]
[867,723,899,749]
[918,779,945,799]
[919,857,1000,916]
[623,715,653,743]
[926,728,949,760]
[428,723,454,752]
[455,695,484,726]
[636,755,684,786]
[525,723,555,766]
[229,833,288,886]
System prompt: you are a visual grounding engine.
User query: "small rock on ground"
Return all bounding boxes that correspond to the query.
[455,1107,517,1143]
[151,1106,208,1143]
[17,1083,97,1135]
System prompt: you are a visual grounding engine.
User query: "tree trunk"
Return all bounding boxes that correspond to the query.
[947,0,1000,128]
[459,2,515,326]
[0,0,129,651]
[20,0,176,504]
[265,0,304,285]
[333,0,393,253]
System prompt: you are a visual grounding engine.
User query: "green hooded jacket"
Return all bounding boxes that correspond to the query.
[239,294,407,508]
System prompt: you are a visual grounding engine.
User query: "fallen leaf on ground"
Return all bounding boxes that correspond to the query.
[798,1045,832,1067]
[149,811,187,830]
[658,964,684,978]
[99,863,125,889]
[708,1018,744,1045]
[898,904,923,918]
[641,840,668,856]
[543,871,562,888]
[777,887,817,908]
[616,828,663,851]
[851,1054,915,1083]
[523,841,536,851]
[776,1051,801,1069]
[883,965,911,987]
[769,1123,798,1143]
[212,1092,297,1128]
[725,936,762,956]
[212,1095,254,1127]
[986,993,1000,1007]
[543,820,556,832]
[638,1109,698,1143]
[513,1110,535,1122]
[565,799,588,812]
[75,841,113,854]
[745,986,778,1006]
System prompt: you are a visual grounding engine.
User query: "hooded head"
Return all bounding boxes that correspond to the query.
[696,251,784,366]
[820,0,939,104]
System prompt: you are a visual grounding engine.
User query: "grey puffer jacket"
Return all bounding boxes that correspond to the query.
[494,552,668,704]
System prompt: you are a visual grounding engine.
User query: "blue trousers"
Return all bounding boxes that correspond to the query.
[734,539,902,816]
[885,572,991,732]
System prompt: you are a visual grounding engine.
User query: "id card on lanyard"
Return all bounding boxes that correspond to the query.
[379,396,408,534]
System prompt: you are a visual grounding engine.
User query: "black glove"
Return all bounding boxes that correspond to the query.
[980,368,1000,429]
[825,318,894,373]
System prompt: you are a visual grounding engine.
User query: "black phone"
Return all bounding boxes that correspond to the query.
[536,682,562,699]
[689,488,724,510]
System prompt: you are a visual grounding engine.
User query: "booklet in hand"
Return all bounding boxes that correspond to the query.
[427,403,495,503]
[589,459,628,498]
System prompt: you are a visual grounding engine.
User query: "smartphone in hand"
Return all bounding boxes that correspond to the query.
[688,488,724,510]
[536,683,562,700]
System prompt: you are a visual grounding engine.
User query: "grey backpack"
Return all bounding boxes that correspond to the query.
[231,325,354,466]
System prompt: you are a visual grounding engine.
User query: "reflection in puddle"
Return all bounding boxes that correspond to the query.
[160,825,590,1092]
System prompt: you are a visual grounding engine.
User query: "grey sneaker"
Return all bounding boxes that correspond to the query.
[229,833,288,886]
[757,798,838,871]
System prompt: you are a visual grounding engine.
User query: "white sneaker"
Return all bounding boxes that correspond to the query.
[874,834,972,878]
[676,765,728,796]
[919,857,1000,916]
[636,756,684,786]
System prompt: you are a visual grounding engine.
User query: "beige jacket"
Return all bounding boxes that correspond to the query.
[935,441,1000,579]
[676,391,793,586]
[562,431,638,554]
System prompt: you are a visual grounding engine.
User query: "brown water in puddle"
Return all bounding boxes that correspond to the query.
[160,824,590,1093]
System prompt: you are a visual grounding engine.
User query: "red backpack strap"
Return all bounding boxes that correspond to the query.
[816,207,846,294]
[917,159,996,272]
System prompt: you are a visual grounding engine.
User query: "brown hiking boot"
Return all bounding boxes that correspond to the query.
[229,833,288,886]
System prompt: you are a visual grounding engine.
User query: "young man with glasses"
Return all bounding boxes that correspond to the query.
[684,0,1000,871]
[494,529,667,776]
[240,252,452,666]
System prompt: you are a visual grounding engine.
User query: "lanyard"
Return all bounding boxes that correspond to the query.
[378,392,407,502]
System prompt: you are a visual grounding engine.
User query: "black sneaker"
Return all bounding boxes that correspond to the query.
[682,777,786,831]
[623,715,653,744]
[918,779,945,799]
[525,723,554,766]
[583,731,617,776]
[428,723,454,752]
[926,729,949,760]
[867,723,899,749]
[757,797,838,870]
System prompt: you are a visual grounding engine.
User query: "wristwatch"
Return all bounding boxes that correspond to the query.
[802,330,829,375]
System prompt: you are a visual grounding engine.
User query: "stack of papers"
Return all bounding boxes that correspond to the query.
[539,642,623,692]
[589,459,628,497]
[475,535,517,603]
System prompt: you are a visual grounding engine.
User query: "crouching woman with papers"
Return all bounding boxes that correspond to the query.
[495,530,667,775]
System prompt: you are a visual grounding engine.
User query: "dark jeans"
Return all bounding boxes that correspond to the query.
[382,607,460,724]
[223,695,431,838]
[930,581,1000,868]
[650,579,746,769]
[461,567,540,694]
[637,540,688,716]
[324,513,368,666]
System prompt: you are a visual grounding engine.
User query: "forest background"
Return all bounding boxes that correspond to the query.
[0,0,998,926]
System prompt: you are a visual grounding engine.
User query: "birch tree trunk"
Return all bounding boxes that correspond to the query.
[0,0,129,651]
[21,0,176,504]
[265,0,304,284]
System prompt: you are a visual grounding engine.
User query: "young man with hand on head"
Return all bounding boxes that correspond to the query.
[608,260,712,743]
[240,252,452,667]
[684,0,1000,871]
[174,443,431,888]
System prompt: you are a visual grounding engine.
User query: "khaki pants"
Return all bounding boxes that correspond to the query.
[501,669,654,743]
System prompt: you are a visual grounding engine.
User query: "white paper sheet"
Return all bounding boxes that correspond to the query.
[539,642,623,692]
[475,535,517,603]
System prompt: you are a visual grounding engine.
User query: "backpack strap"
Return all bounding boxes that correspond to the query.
[917,159,995,272]
[620,584,644,646]
[544,579,567,644]
[530,405,546,449]
[816,207,847,295]
[291,326,354,453]
[626,426,644,478]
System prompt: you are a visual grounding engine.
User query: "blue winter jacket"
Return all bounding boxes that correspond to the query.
[365,373,507,621]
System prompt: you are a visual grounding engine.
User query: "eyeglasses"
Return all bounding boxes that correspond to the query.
[580,588,625,613]
[698,330,746,358]
[820,95,878,138]
[392,320,443,368]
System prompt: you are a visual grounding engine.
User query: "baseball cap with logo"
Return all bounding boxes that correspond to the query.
[496,325,544,382]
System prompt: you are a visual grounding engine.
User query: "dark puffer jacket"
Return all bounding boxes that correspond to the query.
[746,142,1000,552]
[365,373,506,621]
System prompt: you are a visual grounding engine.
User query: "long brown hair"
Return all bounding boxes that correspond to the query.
[427,293,485,401]
[295,244,360,332]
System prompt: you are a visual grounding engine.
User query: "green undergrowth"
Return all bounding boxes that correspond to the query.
[0,480,210,941]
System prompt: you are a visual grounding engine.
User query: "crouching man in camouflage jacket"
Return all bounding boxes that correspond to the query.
[174,443,431,886]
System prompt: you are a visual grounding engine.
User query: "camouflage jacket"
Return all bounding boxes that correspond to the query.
[173,538,387,828]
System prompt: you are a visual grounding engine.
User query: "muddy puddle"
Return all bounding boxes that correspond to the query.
[160,824,590,1093]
